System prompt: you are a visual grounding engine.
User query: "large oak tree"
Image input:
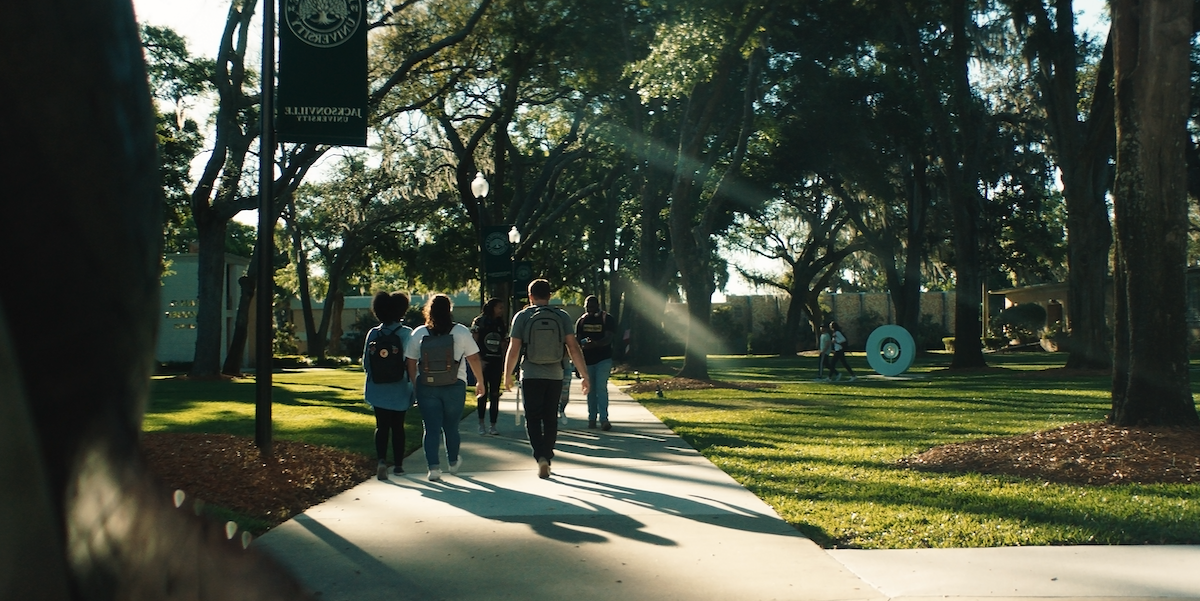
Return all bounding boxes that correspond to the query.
[1109,0,1199,426]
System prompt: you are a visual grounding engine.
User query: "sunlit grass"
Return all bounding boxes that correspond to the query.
[146,368,427,459]
[628,352,1200,548]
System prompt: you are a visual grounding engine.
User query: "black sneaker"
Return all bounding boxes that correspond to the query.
[601,420,612,431]
[376,461,389,481]
[588,420,597,429]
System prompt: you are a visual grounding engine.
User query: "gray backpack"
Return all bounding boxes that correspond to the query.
[419,332,460,386]
[523,306,565,365]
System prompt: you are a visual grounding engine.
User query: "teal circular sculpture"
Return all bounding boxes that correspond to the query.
[866,325,916,376]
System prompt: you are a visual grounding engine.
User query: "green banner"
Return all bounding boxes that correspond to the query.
[277,0,368,146]
[483,225,513,282]
[512,261,533,296]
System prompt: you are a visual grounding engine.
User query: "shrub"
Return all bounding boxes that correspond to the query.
[749,315,792,355]
[915,314,950,351]
[851,311,885,351]
[341,313,378,360]
[993,303,1047,344]
[709,305,746,355]
[273,355,311,369]
[274,321,301,355]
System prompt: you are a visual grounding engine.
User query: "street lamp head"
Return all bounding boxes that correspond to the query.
[471,172,489,198]
[508,225,520,244]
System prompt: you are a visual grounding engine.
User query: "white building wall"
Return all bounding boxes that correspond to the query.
[156,253,250,366]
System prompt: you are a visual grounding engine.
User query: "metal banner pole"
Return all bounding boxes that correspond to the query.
[255,0,276,458]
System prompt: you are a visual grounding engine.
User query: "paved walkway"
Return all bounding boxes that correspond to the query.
[256,380,1200,601]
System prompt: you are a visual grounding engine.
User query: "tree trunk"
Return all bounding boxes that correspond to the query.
[893,0,986,369]
[222,272,254,375]
[670,208,711,379]
[1019,4,1116,372]
[784,290,809,352]
[189,214,228,377]
[1063,168,1115,371]
[0,2,312,595]
[325,291,346,357]
[1109,0,1198,426]
[678,275,714,380]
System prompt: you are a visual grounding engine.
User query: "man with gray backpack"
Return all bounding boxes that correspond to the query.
[504,279,590,479]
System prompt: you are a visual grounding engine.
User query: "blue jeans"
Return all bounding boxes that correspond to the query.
[586,358,612,422]
[415,380,466,469]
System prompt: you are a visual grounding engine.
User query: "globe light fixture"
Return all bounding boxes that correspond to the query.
[471,172,489,198]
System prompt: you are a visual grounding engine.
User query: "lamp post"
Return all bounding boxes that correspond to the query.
[473,172,489,309]
[508,226,521,322]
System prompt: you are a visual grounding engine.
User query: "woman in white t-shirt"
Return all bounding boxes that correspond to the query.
[827,321,857,382]
[405,294,484,482]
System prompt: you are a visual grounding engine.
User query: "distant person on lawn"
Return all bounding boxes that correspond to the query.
[504,279,590,479]
[816,323,832,381]
[362,291,414,480]
[828,321,857,382]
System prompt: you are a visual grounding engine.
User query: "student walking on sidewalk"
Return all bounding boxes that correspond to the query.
[405,294,485,482]
[575,295,616,430]
[504,279,590,479]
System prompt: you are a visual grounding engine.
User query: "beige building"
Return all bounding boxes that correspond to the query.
[157,252,254,367]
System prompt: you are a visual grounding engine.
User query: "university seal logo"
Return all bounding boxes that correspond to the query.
[284,0,362,48]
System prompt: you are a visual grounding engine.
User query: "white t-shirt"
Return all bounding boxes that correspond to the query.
[404,323,480,383]
[833,330,847,352]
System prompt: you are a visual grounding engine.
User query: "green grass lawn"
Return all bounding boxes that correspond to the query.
[147,355,1200,549]
[618,352,1200,548]
[146,368,427,460]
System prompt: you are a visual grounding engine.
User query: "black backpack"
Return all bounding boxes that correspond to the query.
[367,325,407,384]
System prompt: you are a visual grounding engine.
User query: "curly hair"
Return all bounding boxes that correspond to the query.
[482,297,504,317]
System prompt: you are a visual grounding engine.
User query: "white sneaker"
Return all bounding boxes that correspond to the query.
[427,468,442,482]
[448,457,462,475]
[849,376,857,382]
[488,424,499,435]
[834,374,842,382]
[376,461,388,481]
[559,411,569,426]
[478,422,487,435]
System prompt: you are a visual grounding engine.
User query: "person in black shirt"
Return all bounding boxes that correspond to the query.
[575,295,617,430]
[470,298,507,435]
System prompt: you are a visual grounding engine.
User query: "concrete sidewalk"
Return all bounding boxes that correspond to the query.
[255,380,1200,601]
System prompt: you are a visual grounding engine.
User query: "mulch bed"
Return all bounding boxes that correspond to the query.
[140,432,373,529]
[898,422,1200,485]
[624,377,773,394]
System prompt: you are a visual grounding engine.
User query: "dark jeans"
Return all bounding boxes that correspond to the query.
[521,378,560,462]
[829,350,855,377]
[477,358,503,423]
[373,406,407,462]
